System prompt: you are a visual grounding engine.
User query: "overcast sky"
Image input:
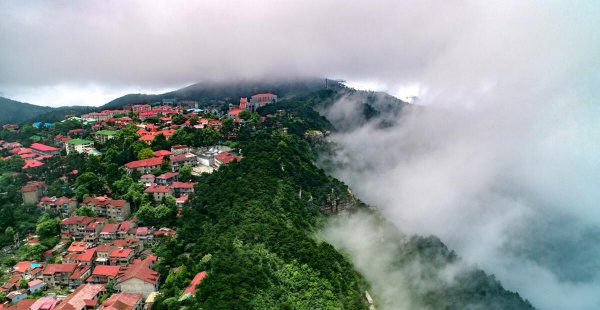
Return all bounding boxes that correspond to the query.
[2,1,596,107]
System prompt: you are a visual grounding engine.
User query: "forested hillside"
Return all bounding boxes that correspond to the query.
[150,88,534,309]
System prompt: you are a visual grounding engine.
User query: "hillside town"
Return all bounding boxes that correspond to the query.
[0,93,277,309]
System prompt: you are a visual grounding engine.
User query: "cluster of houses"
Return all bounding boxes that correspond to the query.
[0,94,278,309]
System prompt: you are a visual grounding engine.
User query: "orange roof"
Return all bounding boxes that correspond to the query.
[43,263,77,275]
[67,242,89,253]
[77,247,97,262]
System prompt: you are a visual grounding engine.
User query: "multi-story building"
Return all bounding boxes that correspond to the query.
[124,157,164,174]
[21,181,46,205]
[38,196,77,218]
[95,130,117,143]
[169,153,196,172]
[65,139,94,155]
[42,263,78,287]
[82,196,131,221]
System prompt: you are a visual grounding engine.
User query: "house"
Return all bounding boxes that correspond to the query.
[179,271,207,301]
[155,172,178,186]
[124,157,164,174]
[1,274,21,293]
[94,244,115,266]
[139,174,155,187]
[152,150,171,157]
[22,160,44,170]
[154,228,176,239]
[82,219,107,243]
[60,217,106,239]
[21,181,46,205]
[99,292,143,310]
[38,196,77,218]
[68,265,92,288]
[27,280,45,294]
[88,265,121,284]
[169,154,196,172]
[132,104,151,112]
[144,185,173,201]
[100,224,118,241]
[172,182,195,196]
[65,139,94,155]
[170,145,190,155]
[30,143,61,156]
[111,238,144,253]
[249,92,278,110]
[82,196,131,221]
[175,196,188,209]
[117,222,137,239]
[116,258,160,299]
[67,242,90,253]
[130,227,154,244]
[76,247,97,266]
[29,297,60,310]
[42,263,78,287]
[214,152,241,167]
[55,284,106,310]
[6,290,28,303]
[95,130,117,143]
[109,249,134,266]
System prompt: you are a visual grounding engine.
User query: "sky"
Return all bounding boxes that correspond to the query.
[2,1,600,308]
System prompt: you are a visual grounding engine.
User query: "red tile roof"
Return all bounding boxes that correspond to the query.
[153,150,171,156]
[68,242,89,253]
[215,152,241,164]
[156,172,178,179]
[82,196,128,208]
[30,143,59,152]
[12,261,32,273]
[144,185,172,193]
[77,247,97,262]
[100,224,118,234]
[60,216,96,226]
[182,271,207,297]
[172,181,194,189]
[70,265,91,280]
[43,263,77,275]
[117,258,159,285]
[55,284,105,310]
[23,160,44,169]
[100,292,141,310]
[124,157,163,169]
[91,265,121,277]
[118,221,134,232]
[109,249,133,258]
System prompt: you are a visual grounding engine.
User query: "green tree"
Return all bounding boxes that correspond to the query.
[75,205,97,217]
[4,226,14,239]
[138,148,155,160]
[35,214,60,239]
[172,114,186,125]
[18,278,28,290]
[74,172,105,199]
[178,164,192,182]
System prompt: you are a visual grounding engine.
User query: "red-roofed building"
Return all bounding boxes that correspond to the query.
[110,238,143,253]
[12,261,32,274]
[88,265,121,284]
[42,263,78,287]
[172,182,195,196]
[124,157,164,174]
[139,174,155,187]
[214,152,241,167]
[38,196,77,218]
[153,150,171,157]
[55,284,105,310]
[154,228,176,238]
[0,299,36,310]
[227,108,243,118]
[117,258,159,298]
[67,242,89,253]
[139,135,155,143]
[27,279,45,294]
[100,224,118,241]
[82,196,131,221]
[109,249,134,266]
[68,265,92,288]
[76,247,97,265]
[180,271,207,301]
[22,160,44,170]
[156,172,178,185]
[99,292,142,310]
[60,217,103,239]
[169,153,196,172]
[29,296,60,310]
[250,92,278,104]
[30,143,60,156]
[117,221,137,239]
[144,185,173,201]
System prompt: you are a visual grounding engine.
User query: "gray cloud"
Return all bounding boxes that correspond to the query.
[4,1,595,105]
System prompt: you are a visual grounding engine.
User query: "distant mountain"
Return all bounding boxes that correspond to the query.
[0,96,54,125]
[101,78,336,109]
[0,96,95,125]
